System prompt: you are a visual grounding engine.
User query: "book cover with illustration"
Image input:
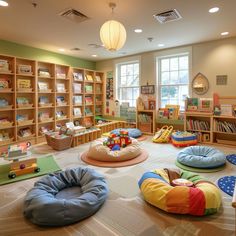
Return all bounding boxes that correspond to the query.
[73,83,82,93]
[73,95,82,105]
[73,72,83,81]
[17,79,31,89]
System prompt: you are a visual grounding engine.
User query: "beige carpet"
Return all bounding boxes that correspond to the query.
[0,137,235,236]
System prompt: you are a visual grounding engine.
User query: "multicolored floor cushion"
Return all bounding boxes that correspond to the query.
[138,168,222,216]
[226,154,236,165]
[171,131,197,147]
[86,138,141,162]
[23,167,108,226]
[217,176,236,196]
[110,128,142,138]
[177,146,226,168]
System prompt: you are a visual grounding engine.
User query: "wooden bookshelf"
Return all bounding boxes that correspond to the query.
[0,54,105,147]
[136,110,156,135]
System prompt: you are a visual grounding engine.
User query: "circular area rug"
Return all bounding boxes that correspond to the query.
[175,160,226,173]
[217,176,236,196]
[81,149,148,168]
[226,154,236,165]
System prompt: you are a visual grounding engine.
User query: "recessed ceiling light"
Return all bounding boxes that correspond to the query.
[0,0,8,7]
[134,29,143,33]
[221,32,229,36]
[209,7,219,13]
[92,54,97,57]
[58,48,65,52]
[158,43,165,47]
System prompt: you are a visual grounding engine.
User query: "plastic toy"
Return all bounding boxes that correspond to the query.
[103,130,132,149]
[0,142,40,179]
[152,125,173,143]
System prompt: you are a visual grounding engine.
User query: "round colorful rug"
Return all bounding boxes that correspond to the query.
[217,176,236,196]
[226,154,236,165]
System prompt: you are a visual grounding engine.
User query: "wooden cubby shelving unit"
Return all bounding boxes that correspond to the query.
[0,54,105,147]
[185,109,236,146]
[136,110,156,135]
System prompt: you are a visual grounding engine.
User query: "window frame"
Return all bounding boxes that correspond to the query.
[116,60,140,107]
[157,53,190,111]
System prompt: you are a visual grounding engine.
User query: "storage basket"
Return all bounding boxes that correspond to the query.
[45,133,73,151]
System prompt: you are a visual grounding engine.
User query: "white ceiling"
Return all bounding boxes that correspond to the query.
[0,0,235,61]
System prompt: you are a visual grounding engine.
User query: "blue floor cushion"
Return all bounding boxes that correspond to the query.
[177,146,226,169]
[110,128,142,138]
[226,154,236,165]
[218,176,236,196]
[23,167,109,226]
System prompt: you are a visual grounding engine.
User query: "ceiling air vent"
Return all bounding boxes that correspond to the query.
[154,9,182,24]
[59,8,89,23]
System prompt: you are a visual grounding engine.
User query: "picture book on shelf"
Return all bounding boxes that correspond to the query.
[73,108,82,117]
[40,126,52,134]
[66,122,86,133]
[85,107,93,115]
[73,95,82,105]
[16,114,28,121]
[0,78,9,89]
[85,96,93,105]
[199,98,213,112]
[18,127,32,137]
[56,96,65,104]
[56,73,66,79]
[85,74,93,81]
[38,82,49,91]
[0,59,10,72]
[38,111,50,120]
[39,96,49,104]
[38,68,50,77]
[0,98,9,107]
[73,72,83,81]
[85,85,93,93]
[73,83,82,93]
[56,83,66,92]
[186,97,198,111]
[17,97,30,105]
[17,79,31,89]
[220,104,233,116]
[18,65,32,75]
[95,75,101,82]
[56,110,65,118]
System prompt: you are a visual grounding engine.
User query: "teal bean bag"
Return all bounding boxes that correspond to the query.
[177,146,226,168]
[23,167,108,226]
[110,128,142,138]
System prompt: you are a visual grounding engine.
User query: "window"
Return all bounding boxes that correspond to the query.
[116,61,139,107]
[157,54,189,110]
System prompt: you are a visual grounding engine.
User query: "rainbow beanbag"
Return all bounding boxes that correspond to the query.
[171,131,197,147]
[138,168,221,216]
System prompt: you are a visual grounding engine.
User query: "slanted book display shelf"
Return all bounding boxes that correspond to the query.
[0,54,105,147]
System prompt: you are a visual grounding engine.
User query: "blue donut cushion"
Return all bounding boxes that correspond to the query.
[110,128,142,138]
[23,167,109,226]
[177,146,226,168]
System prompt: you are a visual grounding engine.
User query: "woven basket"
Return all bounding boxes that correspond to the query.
[45,134,73,151]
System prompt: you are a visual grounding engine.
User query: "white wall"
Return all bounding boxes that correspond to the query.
[96,37,236,102]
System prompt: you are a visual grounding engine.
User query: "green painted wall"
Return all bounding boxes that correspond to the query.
[0,39,95,70]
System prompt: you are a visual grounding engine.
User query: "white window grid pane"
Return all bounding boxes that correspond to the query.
[159,54,189,110]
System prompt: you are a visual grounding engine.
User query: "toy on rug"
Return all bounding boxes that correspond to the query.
[171,131,197,147]
[85,131,142,162]
[110,128,142,138]
[139,168,222,216]
[103,130,132,150]
[152,125,173,143]
[0,142,40,179]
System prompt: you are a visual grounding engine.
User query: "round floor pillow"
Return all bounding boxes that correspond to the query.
[110,128,142,138]
[23,167,109,226]
[177,146,226,168]
[138,168,221,216]
[87,138,141,162]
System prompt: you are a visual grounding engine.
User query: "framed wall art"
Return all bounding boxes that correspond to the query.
[141,85,155,94]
